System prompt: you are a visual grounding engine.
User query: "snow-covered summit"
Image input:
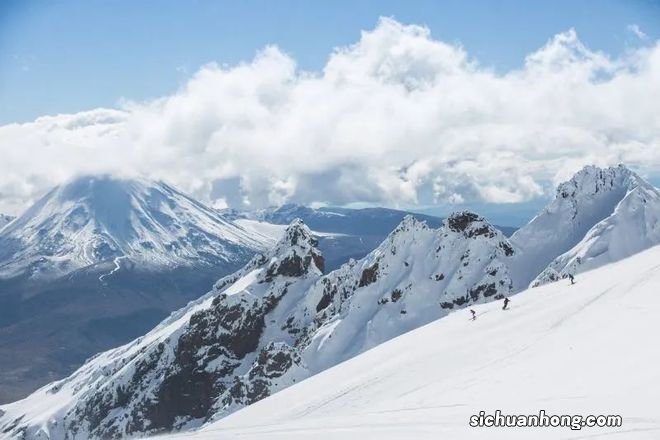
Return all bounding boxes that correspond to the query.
[0,174,270,279]
[266,218,325,274]
[529,166,660,287]
[510,164,654,289]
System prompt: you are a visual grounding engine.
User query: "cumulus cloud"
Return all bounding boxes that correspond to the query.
[1,18,659,214]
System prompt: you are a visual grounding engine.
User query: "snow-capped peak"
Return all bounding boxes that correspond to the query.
[530,166,660,287]
[378,214,429,245]
[0,174,271,279]
[510,164,660,289]
[555,164,645,206]
[262,218,325,278]
[271,218,319,256]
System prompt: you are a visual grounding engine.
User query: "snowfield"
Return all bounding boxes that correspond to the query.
[165,244,660,440]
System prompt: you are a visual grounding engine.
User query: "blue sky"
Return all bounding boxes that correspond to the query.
[1,0,658,124]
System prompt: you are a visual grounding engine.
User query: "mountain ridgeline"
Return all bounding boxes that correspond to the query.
[2,164,660,440]
[0,175,451,404]
[224,204,517,270]
[0,213,518,439]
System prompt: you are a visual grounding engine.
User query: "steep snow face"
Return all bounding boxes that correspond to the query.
[0,214,14,231]
[0,213,515,439]
[510,164,649,289]
[0,220,325,439]
[290,212,515,375]
[531,177,660,287]
[0,175,270,279]
[164,244,660,440]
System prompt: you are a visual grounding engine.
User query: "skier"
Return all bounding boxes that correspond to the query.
[568,273,575,285]
[502,297,510,310]
[470,309,476,320]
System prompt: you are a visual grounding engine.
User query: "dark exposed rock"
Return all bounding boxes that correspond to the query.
[447,212,481,233]
[469,282,498,299]
[316,289,333,312]
[358,262,379,287]
[466,224,495,238]
[499,242,514,256]
[453,295,468,306]
[312,254,326,273]
[266,252,308,279]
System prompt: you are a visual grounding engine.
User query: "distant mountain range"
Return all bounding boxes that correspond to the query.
[2,165,658,439]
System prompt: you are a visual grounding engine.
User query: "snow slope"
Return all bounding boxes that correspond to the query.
[290,212,514,376]
[0,213,515,439]
[168,244,660,440]
[510,164,656,289]
[0,175,270,279]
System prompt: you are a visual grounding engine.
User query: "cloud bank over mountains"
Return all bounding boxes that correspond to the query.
[1,18,659,214]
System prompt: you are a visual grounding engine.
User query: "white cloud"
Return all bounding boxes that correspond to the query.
[1,17,659,214]
[628,24,648,40]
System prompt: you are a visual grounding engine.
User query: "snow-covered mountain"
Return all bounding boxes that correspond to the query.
[4,164,659,439]
[0,175,277,404]
[168,243,660,440]
[510,164,660,289]
[0,175,271,280]
[0,213,515,439]
[288,212,514,375]
[0,214,14,230]
[224,204,516,271]
[529,168,660,287]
